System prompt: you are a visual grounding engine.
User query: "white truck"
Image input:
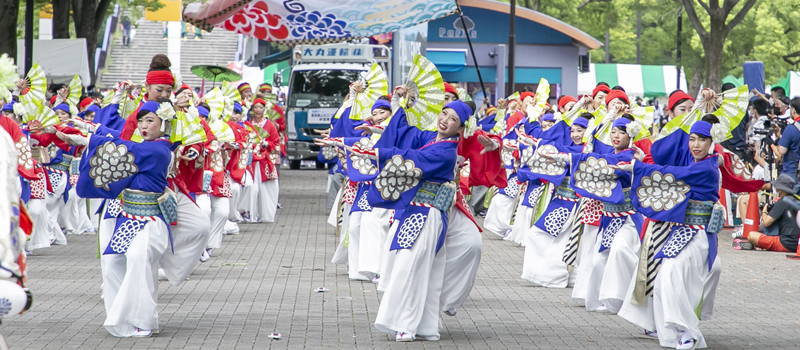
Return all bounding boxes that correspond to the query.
[274,43,391,169]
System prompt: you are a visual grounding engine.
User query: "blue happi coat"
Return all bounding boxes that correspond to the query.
[569,149,644,251]
[77,134,176,255]
[348,107,458,253]
[630,155,721,269]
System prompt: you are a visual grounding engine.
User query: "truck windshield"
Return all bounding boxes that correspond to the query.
[288,69,363,108]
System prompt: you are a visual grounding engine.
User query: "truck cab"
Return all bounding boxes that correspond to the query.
[280,43,390,169]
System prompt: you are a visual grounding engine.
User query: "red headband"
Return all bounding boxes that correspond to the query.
[592,85,611,97]
[558,95,576,108]
[605,89,629,105]
[444,82,457,95]
[181,83,191,91]
[238,83,251,93]
[258,84,272,92]
[520,91,535,102]
[79,97,94,109]
[146,70,174,86]
[668,91,694,111]
[253,98,267,106]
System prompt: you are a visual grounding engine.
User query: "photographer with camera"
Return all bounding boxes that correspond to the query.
[749,99,780,181]
[776,98,800,183]
[735,174,800,252]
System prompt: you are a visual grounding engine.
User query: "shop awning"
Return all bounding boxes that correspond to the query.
[427,50,466,73]
[578,63,687,98]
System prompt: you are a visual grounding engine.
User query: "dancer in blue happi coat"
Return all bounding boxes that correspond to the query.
[540,114,645,314]
[74,100,179,337]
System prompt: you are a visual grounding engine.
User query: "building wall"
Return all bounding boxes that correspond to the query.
[428,42,579,96]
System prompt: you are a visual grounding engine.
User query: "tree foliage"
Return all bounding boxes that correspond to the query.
[497,0,800,92]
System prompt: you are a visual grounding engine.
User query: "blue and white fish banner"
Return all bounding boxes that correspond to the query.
[184,0,458,42]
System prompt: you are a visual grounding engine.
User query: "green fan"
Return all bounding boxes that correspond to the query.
[629,105,655,141]
[713,85,750,140]
[20,63,46,108]
[208,119,236,143]
[202,88,225,122]
[527,78,550,122]
[264,100,282,121]
[0,54,18,91]
[247,123,270,143]
[22,102,59,128]
[490,92,522,135]
[170,108,208,146]
[352,63,389,121]
[66,75,82,108]
[221,82,241,121]
[0,85,11,104]
[402,55,445,131]
[657,85,749,142]
[456,87,472,102]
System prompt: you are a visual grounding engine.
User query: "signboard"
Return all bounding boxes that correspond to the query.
[297,45,371,61]
[308,108,338,124]
[145,0,181,22]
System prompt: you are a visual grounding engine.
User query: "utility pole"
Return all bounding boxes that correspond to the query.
[676,9,682,90]
[507,0,516,95]
[604,30,610,63]
[25,0,34,73]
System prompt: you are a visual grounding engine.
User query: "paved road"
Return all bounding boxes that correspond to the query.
[4,169,800,349]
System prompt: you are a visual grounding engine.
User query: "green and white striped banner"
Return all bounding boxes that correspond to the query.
[578,63,687,98]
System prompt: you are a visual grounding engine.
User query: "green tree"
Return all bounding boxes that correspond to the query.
[679,0,758,91]
[0,0,21,60]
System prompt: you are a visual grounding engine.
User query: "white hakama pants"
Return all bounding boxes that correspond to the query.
[521,209,576,288]
[44,172,67,245]
[59,187,95,235]
[374,208,446,340]
[159,192,211,285]
[228,178,244,222]
[618,231,711,349]
[357,207,392,280]
[207,195,230,249]
[571,225,599,305]
[89,198,103,230]
[238,171,258,222]
[346,211,368,281]
[507,204,532,245]
[330,202,352,265]
[483,193,515,237]
[99,208,169,337]
[25,199,52,251]
[254,170,278,223]
[583,216,641,313]
[440,208,482,313]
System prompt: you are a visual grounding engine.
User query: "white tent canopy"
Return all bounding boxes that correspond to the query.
[16,39,91,86]
[578,63,688,98]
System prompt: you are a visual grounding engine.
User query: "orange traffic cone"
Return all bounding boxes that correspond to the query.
[741,192,761,239]
[719,188,734,227]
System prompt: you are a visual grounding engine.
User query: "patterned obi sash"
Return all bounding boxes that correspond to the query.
[682,200,725,234]
[553,177,579,202]
[411,181,456,213]
[31,146,52,164]
[121,189,178,224]
[602,188,635,217]
[47,153,71,172]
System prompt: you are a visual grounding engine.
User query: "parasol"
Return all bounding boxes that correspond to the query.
[190,65,242,88]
